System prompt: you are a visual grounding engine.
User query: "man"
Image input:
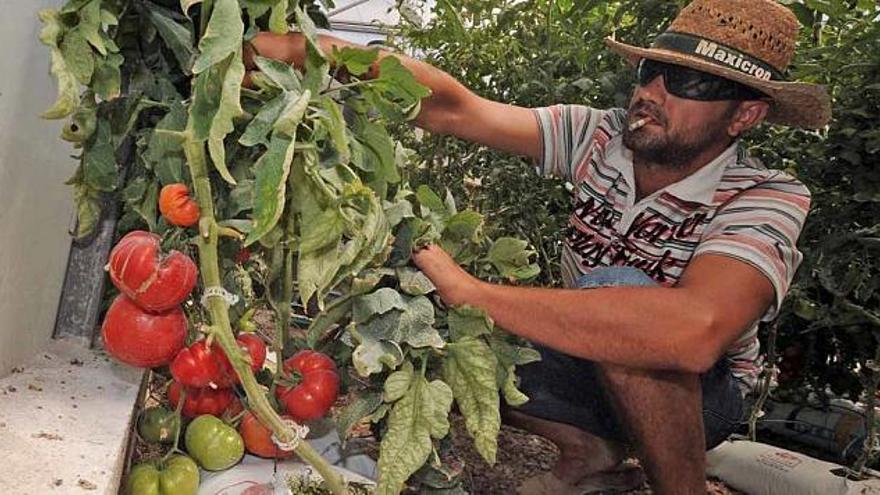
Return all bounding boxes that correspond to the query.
[246,0,831,493]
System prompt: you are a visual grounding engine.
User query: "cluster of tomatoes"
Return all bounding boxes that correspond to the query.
[101,185,340,495]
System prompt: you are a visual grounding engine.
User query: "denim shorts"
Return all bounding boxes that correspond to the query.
[514,266,746,450]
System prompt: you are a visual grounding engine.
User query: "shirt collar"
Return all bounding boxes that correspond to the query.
[607,136,739,206]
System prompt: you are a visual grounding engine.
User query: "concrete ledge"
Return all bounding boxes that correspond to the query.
[0,338,145,495]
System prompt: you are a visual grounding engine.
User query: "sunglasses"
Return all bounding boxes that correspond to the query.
[637,59,766,101]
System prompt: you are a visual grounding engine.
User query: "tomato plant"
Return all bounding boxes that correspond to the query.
[41,1,542,492]
[127,455,200,495]
[184,415,245,471]
[108,231,197,312]
[159,184,200,227]
[101,294,186,368]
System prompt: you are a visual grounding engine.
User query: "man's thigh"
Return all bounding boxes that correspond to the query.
[513,345,746,450]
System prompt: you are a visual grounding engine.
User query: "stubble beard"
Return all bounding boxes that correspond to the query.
[623,102,733,170]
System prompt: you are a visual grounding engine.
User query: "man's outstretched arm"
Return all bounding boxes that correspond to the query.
[246,32,542,160]
[412,245,775,374]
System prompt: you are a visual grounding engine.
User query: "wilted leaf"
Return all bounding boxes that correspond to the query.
[443,337,500,464]
[253,55,302,92]
[39,9,79,119]
[191,0,243,73]
[60,30,94,85]
[245,133,296,245]
[376,372,453,495]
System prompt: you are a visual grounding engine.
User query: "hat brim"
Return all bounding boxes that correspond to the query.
[604,37,832,129]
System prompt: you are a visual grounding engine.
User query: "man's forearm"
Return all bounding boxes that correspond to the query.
[468,281,720,372]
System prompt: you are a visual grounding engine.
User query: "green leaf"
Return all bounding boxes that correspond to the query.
[207,49,246,185]
[384,198,414,227]
[125,178,159,232]
[300,207,344,253]
[373,56,432,107]
[396,267,436,296]
[144,3,195,73]
[350,329,404,376]
[92,53,123,100]
[274,89,311,137]
[240,92,290,147]
[353,118,399,183]
[146,103,188,162]
[377,373,453,495]
[416,185,448,217]
[353,287,409,323]
[253,55,302,92]
[306,293,354,348]
[501,365,530,407]
[72,181,101,239]
[383,361,414,402]
[191,0,243,74]
[245,133,296,245]
[78,0,107,55]
[487,237,541,280]
[60,30,94,85]
[448,306,493,340]
[269,0,290,34]
[227,179,254,215]
[180,0,203,17]
[443,337,501,464]
[82,120,117,192]
[356,294,443,349]
[442,210,483,242]
[335,391,383,441]
[332,46,379,76]
[295,5,329,92]
[39,9,79,119]
[318,96,350,164]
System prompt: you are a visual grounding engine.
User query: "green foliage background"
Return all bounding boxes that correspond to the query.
[396,0,880,403]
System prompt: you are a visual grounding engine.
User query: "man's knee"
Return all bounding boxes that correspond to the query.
[598,363,702,396]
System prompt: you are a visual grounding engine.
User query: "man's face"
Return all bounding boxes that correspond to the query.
[623,63,741,169]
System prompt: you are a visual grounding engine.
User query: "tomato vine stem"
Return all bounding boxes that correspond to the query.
[182,136,349,495]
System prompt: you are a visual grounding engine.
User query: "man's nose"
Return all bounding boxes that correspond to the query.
[636,74,668,104]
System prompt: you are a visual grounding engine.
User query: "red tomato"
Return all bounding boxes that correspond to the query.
[170,334,267,388]
[238,411,297,459]
[167,381,240,418]
[108,231,198,312]
[274,350,340,422]
[159,183,200,227]
[101,295,187,368]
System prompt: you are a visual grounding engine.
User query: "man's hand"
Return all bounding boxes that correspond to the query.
[411,245,482,307]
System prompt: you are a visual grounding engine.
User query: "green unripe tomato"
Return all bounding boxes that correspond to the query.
[137,406,181,444]
[184,414,245,471]
[127,455,199,495]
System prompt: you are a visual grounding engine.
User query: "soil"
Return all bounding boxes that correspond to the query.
[449,415,743,495]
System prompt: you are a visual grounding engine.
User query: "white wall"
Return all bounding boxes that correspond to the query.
[0,0,78,376]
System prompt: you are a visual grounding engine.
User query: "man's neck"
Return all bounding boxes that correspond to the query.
[631,142,731,202]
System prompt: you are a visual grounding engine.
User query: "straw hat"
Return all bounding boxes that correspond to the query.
[605,0,831,129]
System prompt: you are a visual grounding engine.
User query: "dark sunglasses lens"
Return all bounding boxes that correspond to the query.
[637,59,763,101]
[664,66,734,100]
[637,59,663,86]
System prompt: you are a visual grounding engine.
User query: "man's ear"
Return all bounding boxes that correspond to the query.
[728,100,770,137]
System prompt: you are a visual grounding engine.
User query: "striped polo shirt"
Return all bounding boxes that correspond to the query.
[534,104,811,393]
